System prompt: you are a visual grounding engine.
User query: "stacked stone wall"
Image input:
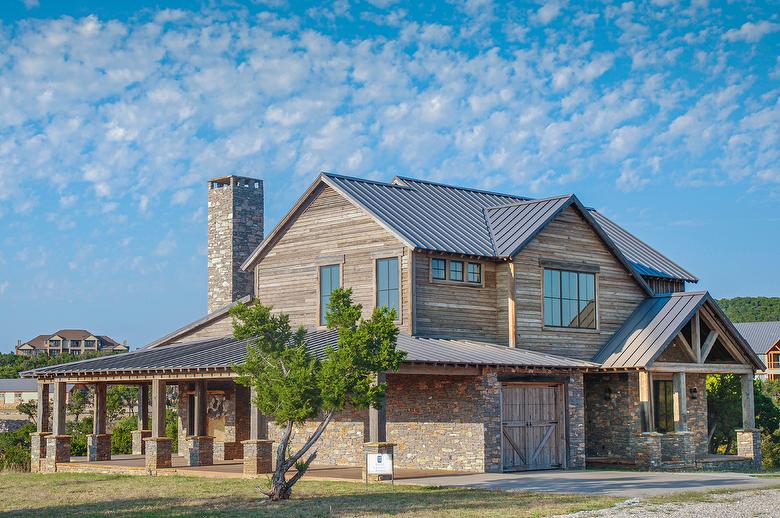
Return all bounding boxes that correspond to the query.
[584,372,641,459]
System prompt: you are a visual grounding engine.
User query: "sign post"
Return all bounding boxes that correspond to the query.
[365,451,395,488]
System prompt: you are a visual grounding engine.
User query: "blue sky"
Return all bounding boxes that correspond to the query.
[0,0,778,352]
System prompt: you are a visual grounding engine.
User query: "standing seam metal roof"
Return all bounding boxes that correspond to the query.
[734,322,780,355]
[22,331,594,377]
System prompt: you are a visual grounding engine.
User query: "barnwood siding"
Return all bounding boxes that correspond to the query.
[414,253,501,343]
[514,206,647,360]
[176,315,234,342]
[255,186,411,331]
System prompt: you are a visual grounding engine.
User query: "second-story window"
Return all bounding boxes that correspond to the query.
[431,258,446,280]
[543,268,597,329]
[376,257,400,318]
[319,264,341,326]
[449,260,464,281]
[467,262,481,283]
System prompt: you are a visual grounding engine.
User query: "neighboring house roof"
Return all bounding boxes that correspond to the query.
[51,329,93,340]
[143,295,253,349]
[0,379,39,392]
[19,335,50,349]
[25,331,595,378]
[594,291,763,370]
[734,321,780,355]
[241,173,696,284]
[18,330,123,350]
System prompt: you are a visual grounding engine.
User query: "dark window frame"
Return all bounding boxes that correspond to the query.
[467,262,481,283]
[653,379,675,434]
[376,257,400,320]
[543,268,597,329]
[318,264,341,326]
[449,260,464,282]
[431,258,446,280]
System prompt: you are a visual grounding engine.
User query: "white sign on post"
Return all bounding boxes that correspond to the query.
[366,453,393,475]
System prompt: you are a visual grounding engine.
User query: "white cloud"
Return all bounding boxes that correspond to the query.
[22,0,39,9]
[59,194,78,208]
[722,21,780,43]
[171,188,193,205]
[154,231,176,256]
[533,1,564,26]
[0,281,8,296]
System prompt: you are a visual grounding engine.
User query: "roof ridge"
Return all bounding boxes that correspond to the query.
[392,175,529,199]
[322,172,413,190]
[485,193,574,212]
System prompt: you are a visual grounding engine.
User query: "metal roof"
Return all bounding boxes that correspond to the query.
[734,321,780,355]
[0,379,74,392]
[485,195,573,256]
[23,331,594,378]
[589,210,698,282]
[246,173,695,283]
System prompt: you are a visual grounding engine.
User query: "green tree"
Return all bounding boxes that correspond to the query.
[67,387,91,423]
[16,401,36,424]
[230,288,405,501]
[717,297,780,323]
[107,385,138,422]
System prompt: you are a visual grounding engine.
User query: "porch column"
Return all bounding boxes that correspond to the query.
[364,372,394,482]
[144,378,172,471]
[132,384,151,455]
[638,371,653,432]
[737,373,761,468]
[30,382,50,472]
[672,372,687,431]
[243,385,273,476]
[185,380,213,467]
[88,382,111,461]
[44,381,70,472]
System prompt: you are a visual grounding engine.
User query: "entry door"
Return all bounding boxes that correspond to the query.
[501,383,565,471]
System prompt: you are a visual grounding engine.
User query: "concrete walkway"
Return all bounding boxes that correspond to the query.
[397,470,777,497]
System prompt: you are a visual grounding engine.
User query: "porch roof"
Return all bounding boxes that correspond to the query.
[22,331,594,378]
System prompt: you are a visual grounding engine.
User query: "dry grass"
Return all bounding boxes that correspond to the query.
[0,472,619,517]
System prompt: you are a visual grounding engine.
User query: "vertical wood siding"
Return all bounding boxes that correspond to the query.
[255,186,411,332]
[514,206,647,360]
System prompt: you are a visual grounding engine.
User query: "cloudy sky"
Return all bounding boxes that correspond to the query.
[0,0,778,351]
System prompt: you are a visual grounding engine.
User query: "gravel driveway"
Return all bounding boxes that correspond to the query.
[558,488,780,517]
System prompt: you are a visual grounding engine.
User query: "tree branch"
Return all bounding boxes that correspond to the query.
[284,410,335,470]
[287,450,318,487]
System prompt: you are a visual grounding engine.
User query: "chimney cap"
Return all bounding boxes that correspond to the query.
[208,174,262,184]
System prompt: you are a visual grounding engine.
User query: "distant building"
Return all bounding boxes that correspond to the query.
[735,322,780,380]
[15,330,128,357]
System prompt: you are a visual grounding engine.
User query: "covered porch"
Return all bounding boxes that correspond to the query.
[586,291,765,471]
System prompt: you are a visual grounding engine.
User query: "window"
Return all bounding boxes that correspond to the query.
[449,260,464,282]
[768,352,780,369]
[376,258,400,318]
[543,268,596,328]
[653,380,674,433]
[319,264,341,326]
[70,340,80,348]
[467,262,481,284]
[431,258,446,280]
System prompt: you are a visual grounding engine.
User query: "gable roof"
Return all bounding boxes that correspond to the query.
[734,321,780,355]
[19,334,50,350]
[242,173,696,286]
[24,331,594,378]
[594,291,764,370]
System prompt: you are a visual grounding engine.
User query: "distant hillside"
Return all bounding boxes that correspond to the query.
[718,297,780,323]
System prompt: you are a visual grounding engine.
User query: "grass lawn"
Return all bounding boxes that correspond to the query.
[0,472,619,518]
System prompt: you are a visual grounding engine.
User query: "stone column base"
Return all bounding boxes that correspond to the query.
[144,437,173,471]
[30,432,51,473]
[214,441,244,461]
[43,435,71,473]
[185,436,214,466]
[242,439,274,476]
[634,432,662,471]
[87,434,112,461]
[363,442,396,482]
[660,431,695,468]
[132,430,152,455]
[736,428,762,470]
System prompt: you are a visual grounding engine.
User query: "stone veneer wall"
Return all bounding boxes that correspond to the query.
[685,374,708,457]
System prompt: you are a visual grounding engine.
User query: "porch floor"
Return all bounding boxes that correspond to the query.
[60,454,466,481]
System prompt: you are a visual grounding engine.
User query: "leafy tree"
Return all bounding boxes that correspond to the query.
[717,297,780,323]
[231,288,405,501]
[67,387,92,423]
[16,401,36,424]
[0,351,116,379]
[111,416,137,455]
[0,423,35,471]
[107,385,138,421]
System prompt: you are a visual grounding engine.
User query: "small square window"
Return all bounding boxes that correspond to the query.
[431,258,446,280]
[449,261,464,282]
[467,263,481,283]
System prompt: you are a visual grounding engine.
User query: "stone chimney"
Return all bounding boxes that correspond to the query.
[207,176,264,312]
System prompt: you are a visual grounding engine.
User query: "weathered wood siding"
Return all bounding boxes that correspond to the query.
[255,185,411,331]
[414,253,501,343]
[514,205,647,360]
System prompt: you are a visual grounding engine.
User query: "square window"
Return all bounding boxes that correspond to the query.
[543,268,596,329]
[449,261,464,281]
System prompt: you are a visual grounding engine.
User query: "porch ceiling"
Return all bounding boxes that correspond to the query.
[22,331,595,379]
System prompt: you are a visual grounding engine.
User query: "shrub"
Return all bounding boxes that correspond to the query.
[762,430,780,470]
[67,417,93,457]
[111,416,137,455]
[0,423,35,471]
[166,409,178,453]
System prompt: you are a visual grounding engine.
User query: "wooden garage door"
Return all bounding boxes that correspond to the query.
[501,383,565,471]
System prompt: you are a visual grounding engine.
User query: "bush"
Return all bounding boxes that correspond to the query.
[166,409,178,453]
[67,417,93,457]
[762,430,780,470]
[0,423,35,471]
[111,416,137,455]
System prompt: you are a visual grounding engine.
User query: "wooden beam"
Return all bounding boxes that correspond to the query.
[138,384,149,431]
[369,372,387,443]
[193,380,207,437]
[151,379,166,438]
[93,382,107,435]
[741,373,755,429]
[249,386,268,441]
[395,364,481,376]
[673,372,687,432]
[508,261,517,348]
[52,381,67,436]
[676,333,698,363]
[700,330,719,363]
[691,312,701,363]
[651,362,753,374]
[639,371,653,433]
[36,382,50,434]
